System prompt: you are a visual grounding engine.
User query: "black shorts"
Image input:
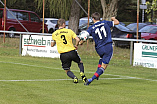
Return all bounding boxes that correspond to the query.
[60,50,81,70]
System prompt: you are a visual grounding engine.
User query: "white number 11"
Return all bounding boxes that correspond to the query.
[95,26,107,39]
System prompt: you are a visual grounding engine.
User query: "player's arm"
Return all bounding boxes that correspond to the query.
[74,36,80,47]
[51,40,56,47]
[79,40,85,45]
[74,36,80,49]
[111,17,119,25]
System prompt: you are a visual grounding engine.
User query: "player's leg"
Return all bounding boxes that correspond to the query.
[92,58,104,80]
[72,50,87,82]
[65,69,78,83]
[96,58,102,80]
[94,62,108,80]
[84,61,108,85]
[64,69,76,79]
[78,61,84,73]
[84,44,113,85]
[78,62,87,82]
[60,52,78,83]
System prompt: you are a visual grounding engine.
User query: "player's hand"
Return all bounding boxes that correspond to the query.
[74,45,78,50]
[111,17,116,20]
[79,40,84,45]
[111,17,119,25]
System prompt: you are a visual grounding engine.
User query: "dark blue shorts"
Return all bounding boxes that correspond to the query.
[96,43,113,64]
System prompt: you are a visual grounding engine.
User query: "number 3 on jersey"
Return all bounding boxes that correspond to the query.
[61,35,67,44]
[95,26,107,39]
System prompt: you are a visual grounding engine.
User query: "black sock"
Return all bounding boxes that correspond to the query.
[67,71,76,79]
[78,63,84,73]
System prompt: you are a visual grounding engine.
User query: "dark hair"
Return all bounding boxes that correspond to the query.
[57,18,65,27]
[91,12,100,20]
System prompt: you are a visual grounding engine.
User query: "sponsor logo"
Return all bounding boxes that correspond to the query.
[24,37,51,47]
[142,45,157,58]
[142,45,157,51]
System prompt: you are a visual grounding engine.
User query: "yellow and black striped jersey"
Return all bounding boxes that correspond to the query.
[52,28,77,53]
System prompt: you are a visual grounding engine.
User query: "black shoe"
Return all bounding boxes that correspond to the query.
[80,72,87,82]
[73,77,78,84]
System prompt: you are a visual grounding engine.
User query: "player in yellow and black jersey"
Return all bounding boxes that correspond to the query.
[51,18,87,84]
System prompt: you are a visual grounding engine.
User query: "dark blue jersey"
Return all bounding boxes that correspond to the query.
[87,20,114,49]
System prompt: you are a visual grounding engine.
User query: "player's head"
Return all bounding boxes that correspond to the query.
[57,19,66,28]
[91,12,100,21]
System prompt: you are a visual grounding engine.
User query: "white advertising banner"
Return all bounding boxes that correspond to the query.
[133,43,157,68]
[22,35,60,58]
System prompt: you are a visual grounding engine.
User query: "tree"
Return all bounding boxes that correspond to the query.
[1,0,83,33]
[1,0,38,13]
[146,0,157,22]
[100,0,119,20]
[34,0,72,20]
[68,0,81,33]
[117,0,138,22]
[146,0,157,13]
[34,0,81,33]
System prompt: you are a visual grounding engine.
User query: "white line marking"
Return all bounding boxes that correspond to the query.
[0,61,60,70]
[0,79,72,82]
[0,78,135,82]
[0,61,157,82]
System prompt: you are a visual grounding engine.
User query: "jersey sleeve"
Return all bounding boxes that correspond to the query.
[101,20,114,28]
[106,21,114,28]
[70,30,77,39]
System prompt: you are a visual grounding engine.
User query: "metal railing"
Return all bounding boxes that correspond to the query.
[112,38,157,65]
[1,30,157,65]
[0,30,52,36]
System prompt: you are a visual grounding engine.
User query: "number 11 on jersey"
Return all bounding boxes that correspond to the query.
[95,26,107,39]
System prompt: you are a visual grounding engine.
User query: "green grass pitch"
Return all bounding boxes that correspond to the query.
[0,38,157,104]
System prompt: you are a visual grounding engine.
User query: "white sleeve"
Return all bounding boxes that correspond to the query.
[112,21,114,27]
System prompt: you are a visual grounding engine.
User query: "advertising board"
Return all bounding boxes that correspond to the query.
[22,35,60,58]
[133,43,157,68]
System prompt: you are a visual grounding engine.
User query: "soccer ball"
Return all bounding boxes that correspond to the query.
[79,30,89,41]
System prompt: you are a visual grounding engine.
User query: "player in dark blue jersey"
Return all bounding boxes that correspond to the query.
[84,12,119,85]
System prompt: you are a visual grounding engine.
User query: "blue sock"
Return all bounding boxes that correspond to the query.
[97,59,102,69]
[91,67,104,80]
[96,59,102,80]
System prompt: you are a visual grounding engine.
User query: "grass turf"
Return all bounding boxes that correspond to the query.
[0,38,157,104]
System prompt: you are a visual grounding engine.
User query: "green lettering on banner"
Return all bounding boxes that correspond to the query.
[23,36,51,46]
[134,62,154,68]
[142,45,157,51]
[42,37,46,45]
[142,51,157,58]
[24,38,27,44]
[33,39,39,45]
[47,40,51,46]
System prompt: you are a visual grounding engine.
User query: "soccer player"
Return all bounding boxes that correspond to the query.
[83,12,119,85]
[51,18,87,84]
